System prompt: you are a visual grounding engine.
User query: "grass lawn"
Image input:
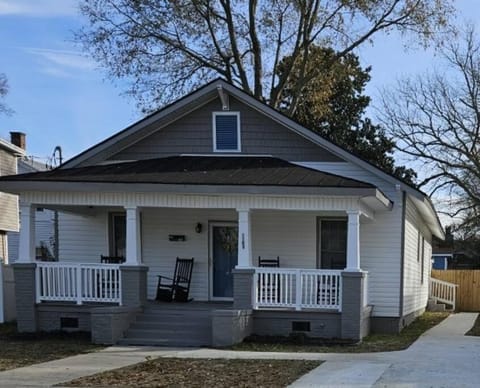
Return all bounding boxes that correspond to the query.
[61,358,321,387]
[466,314,480,336]
[0,322,103,371]
[231,311,450,353]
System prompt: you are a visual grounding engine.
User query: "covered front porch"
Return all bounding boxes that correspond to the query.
[1,155,391,344]
[13,197,378,344]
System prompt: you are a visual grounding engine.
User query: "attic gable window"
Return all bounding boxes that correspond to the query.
[213,112,241,152]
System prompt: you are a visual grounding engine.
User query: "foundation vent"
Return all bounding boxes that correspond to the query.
[292,321,311,332]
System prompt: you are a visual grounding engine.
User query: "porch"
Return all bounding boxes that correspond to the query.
[5,156,390,344]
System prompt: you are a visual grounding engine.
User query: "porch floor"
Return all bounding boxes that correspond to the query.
[145,300,233,311]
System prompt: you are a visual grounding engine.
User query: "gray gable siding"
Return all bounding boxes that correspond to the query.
[109,97,343,162]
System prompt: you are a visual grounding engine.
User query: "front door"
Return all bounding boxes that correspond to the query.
[210,223,238,299]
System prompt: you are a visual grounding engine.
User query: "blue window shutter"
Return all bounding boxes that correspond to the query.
[215,115,238,150]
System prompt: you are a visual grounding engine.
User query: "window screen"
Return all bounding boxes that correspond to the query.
[214,114,239,151]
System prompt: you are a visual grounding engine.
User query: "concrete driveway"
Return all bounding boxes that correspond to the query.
[0,313,478,387]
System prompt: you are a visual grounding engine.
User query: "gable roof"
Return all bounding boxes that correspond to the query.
[59,78,443,238]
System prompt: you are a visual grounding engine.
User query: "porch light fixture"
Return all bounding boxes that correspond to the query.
[195,223,203,233]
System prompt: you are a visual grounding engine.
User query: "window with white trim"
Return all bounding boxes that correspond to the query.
[213,112,241,152]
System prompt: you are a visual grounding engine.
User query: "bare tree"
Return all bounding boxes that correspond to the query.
[77,0,454,113]
[379,27,480,227]
[0,73,13,116]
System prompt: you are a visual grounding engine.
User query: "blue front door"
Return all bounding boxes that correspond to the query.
[212,225,238,299]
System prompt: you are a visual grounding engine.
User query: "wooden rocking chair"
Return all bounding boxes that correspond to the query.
[156,257,194,303]
[258,256,280,268]
[100,255,125,264]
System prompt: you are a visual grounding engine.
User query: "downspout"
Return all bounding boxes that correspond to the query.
[54,211,59,261]
[52,146,62,261]
[399,191,407,320]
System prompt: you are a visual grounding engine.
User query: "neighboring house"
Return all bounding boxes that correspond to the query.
[0,79,444,346]
[0,134,25,262]
[432,248,453,270]
[0,133,25,322]
[432,253,452,270]
[8,153,56,264]
[0,132,56,322]
[431,238,480,270]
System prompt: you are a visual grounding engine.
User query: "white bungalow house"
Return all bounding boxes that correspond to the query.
[0,79,444,346]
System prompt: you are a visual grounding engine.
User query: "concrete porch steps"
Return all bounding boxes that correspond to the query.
[118,302,231,347]
[427,298,454,312]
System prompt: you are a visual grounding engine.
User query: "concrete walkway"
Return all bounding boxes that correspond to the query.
[0,313,478,387]
[291,312,480,387]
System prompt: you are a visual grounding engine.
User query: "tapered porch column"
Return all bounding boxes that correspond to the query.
[236,208,252,268]
[346,210,361,271]
[125,206,141,265]
[18,203,35,263]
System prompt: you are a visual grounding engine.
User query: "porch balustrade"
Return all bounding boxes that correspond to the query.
[253,268,342,311]
[35,263,122,305]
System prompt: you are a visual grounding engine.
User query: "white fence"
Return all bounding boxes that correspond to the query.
[36,263,122,305]
[430,277,457,310]
[253,268,342,311]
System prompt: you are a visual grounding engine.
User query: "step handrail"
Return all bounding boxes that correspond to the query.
[429,277,457,311]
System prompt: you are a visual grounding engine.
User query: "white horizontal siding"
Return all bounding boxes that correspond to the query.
[142,208,237,301]
[299,161,403,317]
[403,196,432,316]
[58,212,107,264]
[251,210,317,269]
[8,208,55,263]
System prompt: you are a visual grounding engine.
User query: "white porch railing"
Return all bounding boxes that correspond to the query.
[253,268,342,311]
[36,263,122,305]
[429,277,457,311]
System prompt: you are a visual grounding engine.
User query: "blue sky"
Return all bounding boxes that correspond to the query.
[0,0,476,164]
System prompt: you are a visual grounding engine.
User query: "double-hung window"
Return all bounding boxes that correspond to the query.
[317,218,348,270]
[213,112,241,152]
[109,213,126,258]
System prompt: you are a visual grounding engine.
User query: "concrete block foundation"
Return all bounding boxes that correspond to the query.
[212,309,253,347]
[91,306,141,344]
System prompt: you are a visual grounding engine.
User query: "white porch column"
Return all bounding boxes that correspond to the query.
[125,206,141,265]
[346,210,361,271]
[18,204,35,263]
[236,208,252,268]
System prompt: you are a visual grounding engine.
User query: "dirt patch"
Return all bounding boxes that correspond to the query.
[61,358,321,387]
[0,322,102,371]
[231,311,450,353]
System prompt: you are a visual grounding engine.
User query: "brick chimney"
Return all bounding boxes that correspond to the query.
[10,132,26,150]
